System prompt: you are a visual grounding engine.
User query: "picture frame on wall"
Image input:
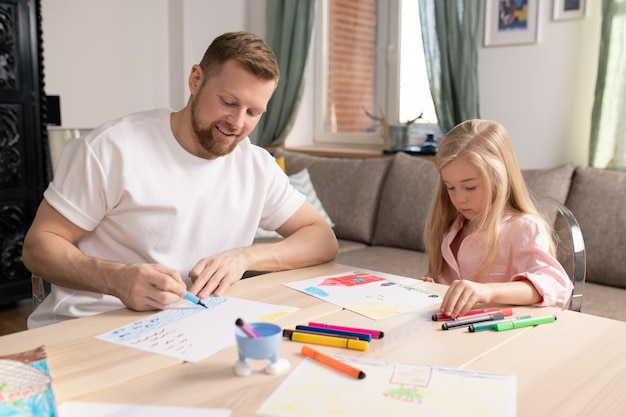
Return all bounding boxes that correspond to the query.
[484,0,540,47]
[553,0,587,20]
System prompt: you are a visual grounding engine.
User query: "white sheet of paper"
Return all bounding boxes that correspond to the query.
[284,270,442,319]
[258,356,516,417]
[96,297,297,362]
[57,401,230,417]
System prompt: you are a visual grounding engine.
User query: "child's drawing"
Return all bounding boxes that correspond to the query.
[285,270,442,319]
[258,357,516,417]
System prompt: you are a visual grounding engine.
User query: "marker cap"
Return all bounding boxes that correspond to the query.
[495,321,514,331]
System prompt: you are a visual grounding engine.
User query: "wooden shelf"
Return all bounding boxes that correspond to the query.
[268,145,434,160]
[276,145,387,159]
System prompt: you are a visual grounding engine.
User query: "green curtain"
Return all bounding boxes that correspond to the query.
[589,0,626,170]
[418,0,480,133]
[256,0,316,147]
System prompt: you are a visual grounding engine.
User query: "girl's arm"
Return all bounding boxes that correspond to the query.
[438,215,573,318]
[439,279,541,318]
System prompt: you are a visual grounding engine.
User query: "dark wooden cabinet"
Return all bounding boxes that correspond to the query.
[0,0,49,305]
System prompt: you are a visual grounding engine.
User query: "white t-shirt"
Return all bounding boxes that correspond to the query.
[28,108,305,328]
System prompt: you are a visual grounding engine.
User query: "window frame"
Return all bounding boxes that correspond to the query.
[313,0,437,147]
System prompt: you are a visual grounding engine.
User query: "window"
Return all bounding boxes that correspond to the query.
[314,0,437,146]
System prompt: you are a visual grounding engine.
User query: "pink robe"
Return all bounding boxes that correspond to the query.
[438,214,574,308]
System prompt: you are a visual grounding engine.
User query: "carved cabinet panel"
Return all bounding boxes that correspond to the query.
[0,0,49,305]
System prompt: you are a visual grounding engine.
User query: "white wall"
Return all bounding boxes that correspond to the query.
[41,0,248,128]
[478,0,601,168]
[42,0,601,169]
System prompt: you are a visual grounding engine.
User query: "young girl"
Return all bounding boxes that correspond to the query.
[423,119,574,318]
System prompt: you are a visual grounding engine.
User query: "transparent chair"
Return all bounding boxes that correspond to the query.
[534,196,586,312]
[32,275,51,310]
[30,129,88,311]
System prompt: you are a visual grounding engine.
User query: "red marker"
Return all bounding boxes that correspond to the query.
[432,307,502,321]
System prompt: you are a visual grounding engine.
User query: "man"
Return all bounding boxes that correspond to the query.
[23,31,338,328]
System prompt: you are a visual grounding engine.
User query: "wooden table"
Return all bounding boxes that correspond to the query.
[2,263,625,416]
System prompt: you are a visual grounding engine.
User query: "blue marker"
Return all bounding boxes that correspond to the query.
[184,291,207,308]
[180,270,207,308]
[295,325,372,342]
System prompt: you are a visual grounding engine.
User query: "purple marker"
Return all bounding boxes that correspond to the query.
[308,322,384,339]
[235,318,261,338]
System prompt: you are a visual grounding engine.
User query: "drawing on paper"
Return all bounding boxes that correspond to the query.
[383,363,433,403]
[104,297,227,343]
[320,272,386,287]
[285,270,442,319]
[257,357,516,417]
[0,346,57,417]
[97,296,298,363]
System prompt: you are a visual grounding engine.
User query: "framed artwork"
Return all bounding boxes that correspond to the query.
[484,0,541,47]
[553,0,587,20]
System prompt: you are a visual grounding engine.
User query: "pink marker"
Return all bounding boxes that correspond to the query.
[307,322,384,339]
[235,318,260,338]
[432,307,502,322]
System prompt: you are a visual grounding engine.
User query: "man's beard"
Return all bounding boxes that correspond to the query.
[191,99,240,158]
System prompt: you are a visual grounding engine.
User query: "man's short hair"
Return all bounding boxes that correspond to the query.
[199,31,280,82]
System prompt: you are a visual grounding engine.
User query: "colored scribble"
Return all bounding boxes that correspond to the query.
[257,310,292,322]
[383,387,425,403]
[320,272,386,287]
[304,286,329,297]
[341,301,408,319]
[103,297,228,343]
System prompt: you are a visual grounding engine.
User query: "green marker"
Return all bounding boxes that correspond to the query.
[469,315,532,332]
[494,315,557,332]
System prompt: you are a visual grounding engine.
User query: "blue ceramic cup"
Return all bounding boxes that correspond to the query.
[234,322,289,376]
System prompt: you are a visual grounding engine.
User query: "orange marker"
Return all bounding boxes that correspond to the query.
[301,345,366,379]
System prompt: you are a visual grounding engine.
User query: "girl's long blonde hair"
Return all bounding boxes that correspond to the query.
[424,119,554,280]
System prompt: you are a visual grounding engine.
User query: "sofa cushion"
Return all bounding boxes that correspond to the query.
[288,168,334,226]
[565,166,626,288]
[276,149,392,243]
[256,168,334,238]
[372,153,438,251]
[522,163,576,203]
[581,281,626,322]
[522,163,576,227]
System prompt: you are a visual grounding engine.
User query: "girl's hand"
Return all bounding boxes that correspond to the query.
[420,276,435,283]
[439,279,492,318]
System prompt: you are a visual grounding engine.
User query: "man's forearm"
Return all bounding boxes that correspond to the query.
[22,232,123,295]
[247,224,338,272]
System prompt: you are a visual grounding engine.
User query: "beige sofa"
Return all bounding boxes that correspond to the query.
[271,149,626,322]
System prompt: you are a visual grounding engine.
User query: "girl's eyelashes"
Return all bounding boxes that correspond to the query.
[446,185,477,191]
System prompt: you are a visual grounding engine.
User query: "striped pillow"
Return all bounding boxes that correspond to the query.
[256,168,334,239]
